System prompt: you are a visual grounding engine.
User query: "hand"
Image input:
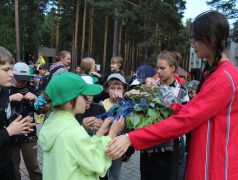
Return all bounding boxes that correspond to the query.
[91,71,101,78]
[95,117,113,138]
[82,117,95,132]
[9,93,23,102]
[6,115,35,137]
[124,89,140,98]
[34,78,40,83]
[123,155,131,162]
[104,135,131,160]
[92,118,104,130]
[112,92,123,102]
[108,116,125,139]
[24,92,37,102]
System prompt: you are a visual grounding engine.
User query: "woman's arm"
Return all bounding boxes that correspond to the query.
[104,72,234,158]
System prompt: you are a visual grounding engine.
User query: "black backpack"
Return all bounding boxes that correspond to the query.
[38,65,65,94]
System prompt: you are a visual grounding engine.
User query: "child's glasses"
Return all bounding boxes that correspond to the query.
[189,39,197,47]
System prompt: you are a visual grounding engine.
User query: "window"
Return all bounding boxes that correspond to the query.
[227,42,231,50]
[236,57,238,65]
[196,62,199,68]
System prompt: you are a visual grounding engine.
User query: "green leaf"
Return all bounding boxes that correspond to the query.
[147,108,157,117]
[152,97,162,104]
[134,104,143,112]
[131,113,141,126]
[149,102,156,108]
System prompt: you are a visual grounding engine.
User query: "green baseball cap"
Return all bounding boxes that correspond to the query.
[45,72,102,107]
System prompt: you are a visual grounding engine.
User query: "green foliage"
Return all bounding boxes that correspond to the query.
[114,86,174,130]
[207,0,238,42]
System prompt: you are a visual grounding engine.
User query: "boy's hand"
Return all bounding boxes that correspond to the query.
[108,116,125,139]
[112,92,123,102]
[123,155,131,162]
[6,115,35,137]
[9,93,24,102]
[24,92,37,102]
[83,117,95,132]
[124,89,140,98]
[34,78,40,83]
[95,117,113,137]
[92,118,104,130]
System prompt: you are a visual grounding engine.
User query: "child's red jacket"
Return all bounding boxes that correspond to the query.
[129,60,238,180]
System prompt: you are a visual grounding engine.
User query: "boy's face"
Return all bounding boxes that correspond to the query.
[13,78,27,89]
[141,76,157,87]
[39,69,46,75]
[38,54,42,58]
[84,95,94,109]
[0,61,13,87]
[188,89,197,100]
[107,84,125,98]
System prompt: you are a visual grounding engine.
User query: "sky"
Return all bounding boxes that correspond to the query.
[183,0,236,26]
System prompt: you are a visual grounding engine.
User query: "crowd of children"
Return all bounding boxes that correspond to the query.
[1,10,238,180]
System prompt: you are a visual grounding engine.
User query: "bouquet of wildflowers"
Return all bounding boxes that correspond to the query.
[96,86,174,130]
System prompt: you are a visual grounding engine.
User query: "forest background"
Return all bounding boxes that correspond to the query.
[0,0,237,76]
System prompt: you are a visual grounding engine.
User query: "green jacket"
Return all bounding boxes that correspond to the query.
[39,110,112,180]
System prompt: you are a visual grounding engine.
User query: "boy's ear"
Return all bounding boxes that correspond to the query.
[171,65,175,72]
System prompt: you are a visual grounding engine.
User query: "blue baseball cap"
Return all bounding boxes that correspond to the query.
[130,65,156,86]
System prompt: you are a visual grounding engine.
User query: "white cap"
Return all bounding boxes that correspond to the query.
[12,62,30,81]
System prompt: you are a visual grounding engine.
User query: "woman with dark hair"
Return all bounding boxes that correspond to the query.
[104,11,238,180]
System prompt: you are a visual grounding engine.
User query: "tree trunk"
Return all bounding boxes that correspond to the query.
[144,16,148,64]
[118,19,122,56]
[89,0,94,57]
[132,42,135,73]
[112,8,119,57]
[103,15,108,76]
[81,2,87,61]
[73,0,80,72]
[135,46,138,69]
[35,0,40,62]
[55,0,60,56]
[87,7,91,56]
[51,30,53,48]
[15,0,20,62]
[124,32,127,77]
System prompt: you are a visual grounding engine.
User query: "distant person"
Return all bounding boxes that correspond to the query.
[34,66,46,124]
[37,52,45,66]
[28,60,35,86]
[186,80,199,100]
[75,66,81,75]
[50,51,70,79]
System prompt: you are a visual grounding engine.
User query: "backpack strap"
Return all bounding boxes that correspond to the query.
[49,65,65,79]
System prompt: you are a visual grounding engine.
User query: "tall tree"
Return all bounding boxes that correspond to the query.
[15,0,20,62]
[35,0,40,62]
[103,15,108,76]
[55,0,60,55]
[81,2,87,61]
[112,7,119,57]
